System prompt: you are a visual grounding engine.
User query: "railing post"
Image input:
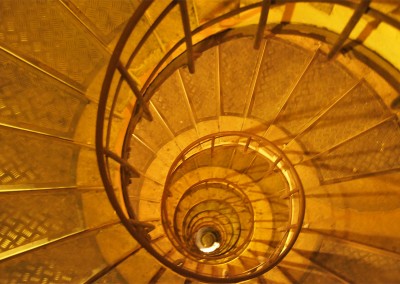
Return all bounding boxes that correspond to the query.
[178,0,195,73]
[328,0,371,59]
[254,0,271,49]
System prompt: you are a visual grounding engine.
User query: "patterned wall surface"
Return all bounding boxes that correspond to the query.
[180,47,218,122]
[0,0,108,88]
[145,1,188,47]
[0,221,139,283]
[0,49,87,138]
[298,81,391,155]
[62,0,138,44]
[310,238,400,283]
[0,128,79,187]
[6,261,76,284]
[151,72,194,135]
[220,37,259,116]
[0,230,108,283]
[314,119,400,183]
[134,109,174,152]
[275,51,357,136]
[128,138,156,175]
[0,191,83,254]
[250,39,311,124]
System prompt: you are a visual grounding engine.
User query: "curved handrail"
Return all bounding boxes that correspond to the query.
[96,0,400,282]
[161,132,305,270]
[171,178,255,262]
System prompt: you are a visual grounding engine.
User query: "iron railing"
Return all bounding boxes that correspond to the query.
[161,132,305,274]
[96,0,400,282]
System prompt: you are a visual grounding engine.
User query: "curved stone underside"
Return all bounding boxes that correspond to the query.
[0,1,400,283]
[126,35,400,282]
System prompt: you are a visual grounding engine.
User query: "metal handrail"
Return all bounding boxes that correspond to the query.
[171,178,255,262]
[161,132,305,274]
[96,0,400,282]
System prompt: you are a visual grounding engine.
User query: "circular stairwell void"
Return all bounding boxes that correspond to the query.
[1,1,400,283]
[113,32,400,282]
[161,132,304,269]
[96,12,400,283]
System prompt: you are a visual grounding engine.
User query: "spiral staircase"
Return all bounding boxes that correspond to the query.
[1,0,400,283]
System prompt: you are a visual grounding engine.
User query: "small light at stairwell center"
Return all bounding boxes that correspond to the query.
[199,242,220,253]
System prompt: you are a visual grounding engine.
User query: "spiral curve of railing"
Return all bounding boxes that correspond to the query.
[96,0,400,282]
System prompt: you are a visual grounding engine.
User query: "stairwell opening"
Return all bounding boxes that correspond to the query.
[93,1,400,283]
[1,1,400,283]
[159,132,304,274]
